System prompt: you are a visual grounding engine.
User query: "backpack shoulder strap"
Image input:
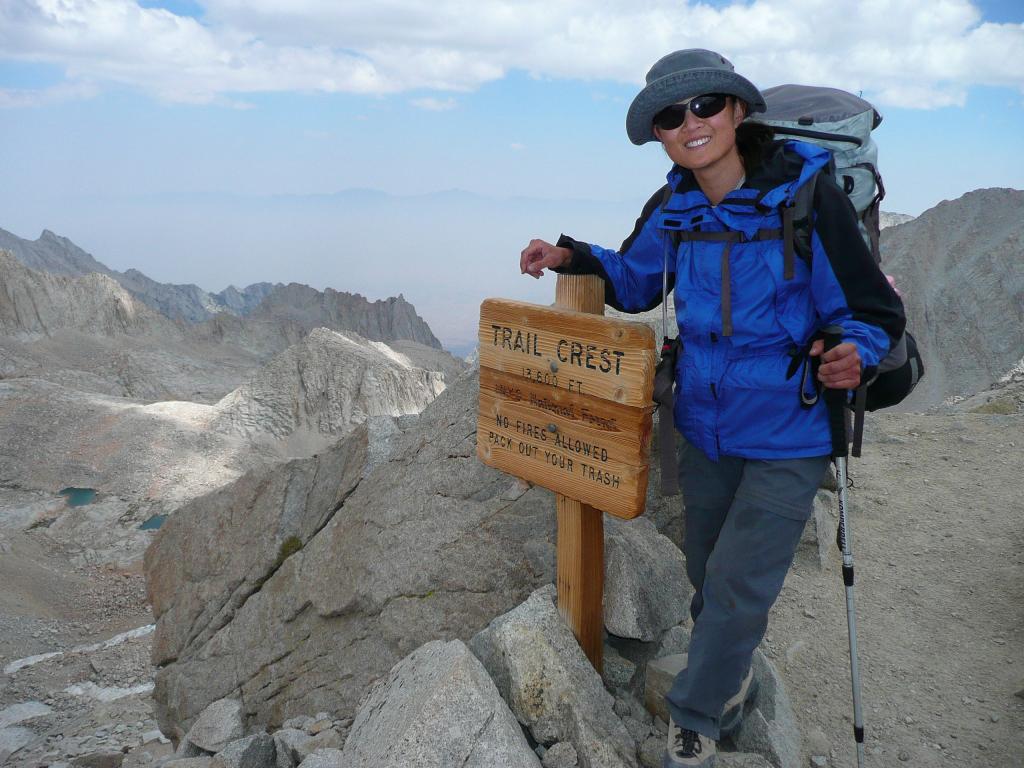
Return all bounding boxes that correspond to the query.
[786,169,820,273]
[660,184,683,251]
[655,182,681,496]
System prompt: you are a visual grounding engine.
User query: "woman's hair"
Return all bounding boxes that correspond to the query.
[736,119,775,174]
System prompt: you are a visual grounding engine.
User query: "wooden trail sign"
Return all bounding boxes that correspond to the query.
[476,297,656,519]
[477,277,657,672]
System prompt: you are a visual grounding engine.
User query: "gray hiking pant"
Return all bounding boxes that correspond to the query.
[666,438,829,741]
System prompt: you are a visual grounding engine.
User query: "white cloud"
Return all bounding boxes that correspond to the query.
[510,143,526,151]
[411,96,457,111]
[0,0,1021,109]
[0,80,98,108]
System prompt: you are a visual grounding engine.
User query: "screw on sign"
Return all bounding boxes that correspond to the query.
[476,275,656,671]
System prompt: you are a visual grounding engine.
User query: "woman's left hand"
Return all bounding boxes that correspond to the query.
[809,340,862,389]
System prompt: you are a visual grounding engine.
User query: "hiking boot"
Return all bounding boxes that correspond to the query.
[663,716,716,767]
[719,665,757,736]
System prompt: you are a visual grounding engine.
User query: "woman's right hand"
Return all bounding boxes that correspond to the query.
[520,239,572,279]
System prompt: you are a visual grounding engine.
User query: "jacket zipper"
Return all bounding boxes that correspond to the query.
[711,383,720,452]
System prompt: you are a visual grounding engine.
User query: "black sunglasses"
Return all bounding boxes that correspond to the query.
[653,94,730,131]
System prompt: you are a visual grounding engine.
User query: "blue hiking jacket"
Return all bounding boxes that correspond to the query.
[555,140,906,461]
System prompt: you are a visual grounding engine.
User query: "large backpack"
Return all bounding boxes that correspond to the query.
[760,84,924,452]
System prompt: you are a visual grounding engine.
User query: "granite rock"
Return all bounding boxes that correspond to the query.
[341,639,540,768]
[210,734,275,768]
[604,517,690,641]
[730,652,801,768]
[541,741,579,768]
[183,699,244,754]
[296,749,344,768]
[471,585,638,768]
[643,654,687,724]
[148,371,557,736]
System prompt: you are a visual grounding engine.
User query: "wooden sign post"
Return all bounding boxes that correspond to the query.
[477,276,655,671]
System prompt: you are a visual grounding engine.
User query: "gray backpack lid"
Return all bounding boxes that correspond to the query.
[761,84,882,129]
[758,84,883,231]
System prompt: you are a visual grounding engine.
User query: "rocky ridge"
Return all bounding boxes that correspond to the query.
[0,226,443,348]
[879,212,914,230]
[246,283,442,349]
[0,229,110,278]
[145,370,556,738]
[0,250,173,339]
[212,327,446,453]
[114,269,276,325]
[0,333,451,555]
[0,227,277,324]
[880,187,1024,407]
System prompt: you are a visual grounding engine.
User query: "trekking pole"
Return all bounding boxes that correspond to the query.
[821,326,866,768]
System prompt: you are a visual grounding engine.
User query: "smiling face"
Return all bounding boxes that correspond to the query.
[653,95,747,177]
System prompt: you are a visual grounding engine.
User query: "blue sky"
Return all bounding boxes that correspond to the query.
[1,0,1022,352]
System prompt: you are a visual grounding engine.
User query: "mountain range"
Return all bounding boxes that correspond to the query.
[1,185,1021,409]
[0,230,447,404]
[0,226,440,348]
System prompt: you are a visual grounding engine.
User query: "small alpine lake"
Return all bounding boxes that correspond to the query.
[58,487,97,507]
[139,514,167,531]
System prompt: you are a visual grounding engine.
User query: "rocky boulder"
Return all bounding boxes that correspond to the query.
[341,639,540,767]
[730,652,801,768]
[604,516,690,640]
[146,370,558,738]
[470,585,638,768]
[180,698,245,754]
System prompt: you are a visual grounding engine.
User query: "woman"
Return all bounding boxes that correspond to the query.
[519,49,904,768]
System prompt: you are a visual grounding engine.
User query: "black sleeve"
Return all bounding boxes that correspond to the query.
[812,173,907,358]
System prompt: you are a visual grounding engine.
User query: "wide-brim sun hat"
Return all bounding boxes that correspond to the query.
[626,48,766,146]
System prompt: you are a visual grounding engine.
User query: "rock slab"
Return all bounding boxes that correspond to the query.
[644,653,688,724]
[797,491,837,570]
[184,699,244,753]
[0,726,35,763]
[0,701,52,728]
[471,585,638,768]
[211,734,276,768]
[604,517,690,641]
[148,371,556,736]
[341,639,540,768]
[730,652,801,768]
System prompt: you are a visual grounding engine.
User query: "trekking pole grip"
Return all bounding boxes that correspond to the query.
[821,325,849,459]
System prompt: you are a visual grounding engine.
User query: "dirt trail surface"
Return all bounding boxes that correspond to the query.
[768,411,1024,766]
